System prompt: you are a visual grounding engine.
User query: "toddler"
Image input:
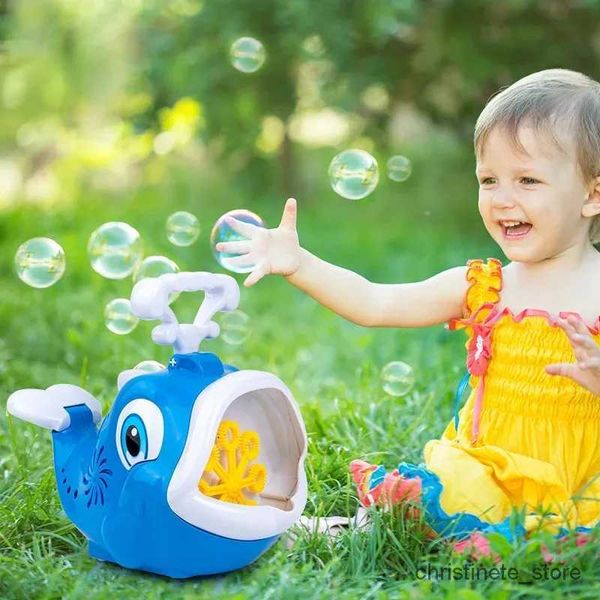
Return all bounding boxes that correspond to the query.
[216,69,600,541]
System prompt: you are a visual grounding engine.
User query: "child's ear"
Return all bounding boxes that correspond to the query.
[582,174,600,218]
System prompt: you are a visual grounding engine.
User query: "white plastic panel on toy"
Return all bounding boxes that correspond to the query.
[167,370,308,541]
[6,384,102,432]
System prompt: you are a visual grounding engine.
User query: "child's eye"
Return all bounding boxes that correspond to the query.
[520,177,539,185]
[479,177,496,185]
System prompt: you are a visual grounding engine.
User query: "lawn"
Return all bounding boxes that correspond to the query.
[1,138,599,599]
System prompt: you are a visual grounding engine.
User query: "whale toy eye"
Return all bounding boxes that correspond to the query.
[116,399,164,470]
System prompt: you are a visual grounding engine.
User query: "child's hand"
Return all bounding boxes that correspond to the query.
[545,315,600,396]
[215,198,302,287]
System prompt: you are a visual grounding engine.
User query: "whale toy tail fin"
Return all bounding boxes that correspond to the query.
[7,384,101,431]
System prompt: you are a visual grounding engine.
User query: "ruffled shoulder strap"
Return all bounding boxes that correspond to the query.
[446,258,503,444]
[447,258,503,330]
[463,258,503,318]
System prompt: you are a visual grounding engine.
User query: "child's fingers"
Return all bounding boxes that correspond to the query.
[565,329,596,355]
[243,264,267,287]
[557,317,597,361]
[545,362,571,377]
[547,360,600,396]
[546,361,586,378]
[224,253,256,268]
[579,357,600,370]
[572,332,600,353]
[225,217,259,237]
[563,332,588,363]
[545,363,585,385]
[215,240,252,254]
[278,198,297,231]
[557,316,579,337]
[564,315,596,342]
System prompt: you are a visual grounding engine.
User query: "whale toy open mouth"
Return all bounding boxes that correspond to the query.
[168,369,307,541]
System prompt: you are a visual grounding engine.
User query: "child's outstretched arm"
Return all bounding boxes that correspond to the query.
[215,199,468,328]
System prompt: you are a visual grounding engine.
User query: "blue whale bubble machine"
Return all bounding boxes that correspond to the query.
[7,272,308,578]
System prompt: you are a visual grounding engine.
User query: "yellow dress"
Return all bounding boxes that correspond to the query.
[398,258,600,539]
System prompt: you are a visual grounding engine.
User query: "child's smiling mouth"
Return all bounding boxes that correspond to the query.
[500,220,533,239]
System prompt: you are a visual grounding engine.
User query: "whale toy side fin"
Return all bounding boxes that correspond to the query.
[7,384,102,432]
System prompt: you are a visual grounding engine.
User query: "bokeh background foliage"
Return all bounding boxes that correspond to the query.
[2,1,600,598]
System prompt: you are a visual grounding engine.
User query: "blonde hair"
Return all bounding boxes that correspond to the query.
[474,69,600,243]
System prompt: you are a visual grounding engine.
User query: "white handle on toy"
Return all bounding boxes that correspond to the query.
[130,272,240,354]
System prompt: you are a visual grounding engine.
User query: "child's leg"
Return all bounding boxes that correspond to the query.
[350,450,516,541]
[349,460,385,507]
[350,459,422,508]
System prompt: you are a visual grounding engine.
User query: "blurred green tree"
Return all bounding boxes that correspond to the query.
[133,0,600,192]
[3,0,600,201]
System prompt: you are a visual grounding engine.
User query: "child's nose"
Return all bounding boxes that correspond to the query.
[491,187,517,209]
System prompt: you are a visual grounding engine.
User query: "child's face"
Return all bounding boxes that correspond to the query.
[476,126,593,263]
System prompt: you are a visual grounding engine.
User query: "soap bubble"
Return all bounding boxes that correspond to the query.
[220,310,250,345]
[134,360,165,373]
[230,37,266,73]
[15,237,66,289]
[380,361,415,397]
[328,149,379,200]
[88,222,143,279]
[166,211,200,247]
[133,255,180,303]
[133,256,179,283]
[387,155,412,182]
[210,209,265,273]
[105,298,139,335]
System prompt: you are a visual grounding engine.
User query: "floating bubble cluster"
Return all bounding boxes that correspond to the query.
[14,237,66,289]
[88,222,143,280]
[220,310,251,345]
[104,298,139,335]
[328,149,379,200]
[166,211,200,247]
[210,209,265,274]
[230,37,266,73]
[387,155,412,182]
[380,361,415,397]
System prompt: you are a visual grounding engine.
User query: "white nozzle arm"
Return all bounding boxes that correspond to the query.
[130,271,240,354]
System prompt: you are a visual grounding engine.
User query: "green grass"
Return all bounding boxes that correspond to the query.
[1,141,600,598]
